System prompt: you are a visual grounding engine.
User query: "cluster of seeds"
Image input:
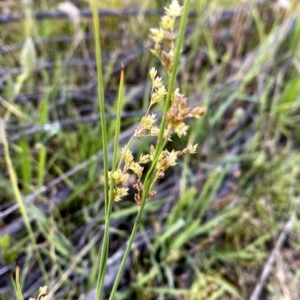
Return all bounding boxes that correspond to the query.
[150,0,183,74]
[108,0,206,205]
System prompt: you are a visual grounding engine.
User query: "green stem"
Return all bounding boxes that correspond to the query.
[0,119,47,281]
[108,1,190,298]
[108,169,152,299]
[91,1,110,299]
[95,68,125,299]
[91,0,109,210]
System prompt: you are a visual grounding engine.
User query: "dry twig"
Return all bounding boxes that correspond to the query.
[249,213,296,300]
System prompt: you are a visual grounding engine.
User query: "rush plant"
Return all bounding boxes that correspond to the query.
[14,0,205,299]
[92,0,206,299]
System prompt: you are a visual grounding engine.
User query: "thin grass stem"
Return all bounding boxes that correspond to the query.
[91,0,111,298]
[0,119,47,281]
[96,68,125,298]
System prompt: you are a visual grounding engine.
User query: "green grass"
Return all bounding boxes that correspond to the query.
[0,0,300,299]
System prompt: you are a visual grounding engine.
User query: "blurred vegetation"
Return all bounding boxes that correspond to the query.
[0,0,300,299]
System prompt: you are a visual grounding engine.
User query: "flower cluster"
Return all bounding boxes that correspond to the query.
[134,68,167,138]
[166,88,206,138]
[107,0,206,206]
[150,0,183,73]
[108,148,151,203]
[108,76,205,205]
[108,74,205,206]
[109,141,199,205]
[149,67,167,106]
[155,145,197,179]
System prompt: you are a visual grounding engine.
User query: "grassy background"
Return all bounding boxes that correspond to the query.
[0,0,300,299]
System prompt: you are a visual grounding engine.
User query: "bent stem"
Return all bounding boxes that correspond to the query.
[108,0,191,298]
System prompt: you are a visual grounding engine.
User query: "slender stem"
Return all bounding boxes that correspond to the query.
[95,68,126,298]
[108,1,191,298]
[112,68,125,176]
[108,173,150,299]
[0,119,47,280]
[91,0,110,299]
[91,0,109,210]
